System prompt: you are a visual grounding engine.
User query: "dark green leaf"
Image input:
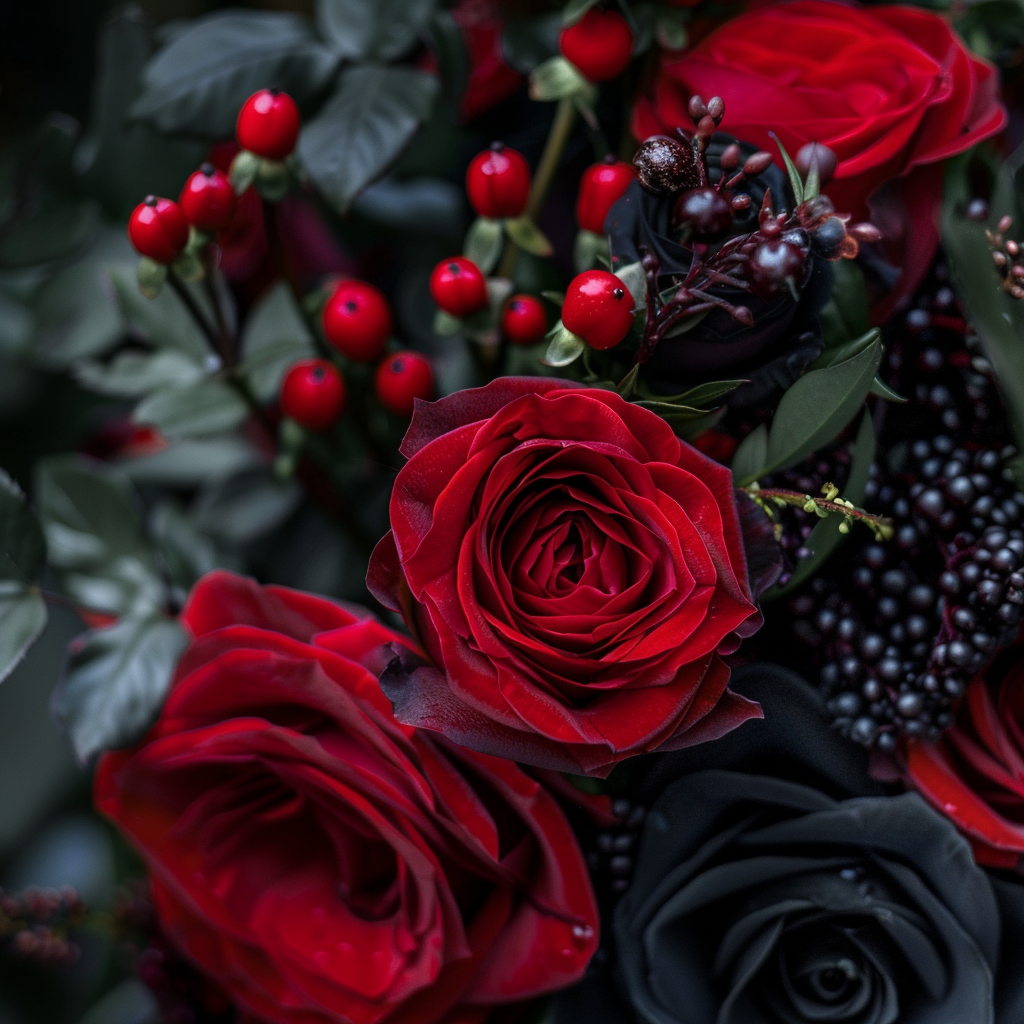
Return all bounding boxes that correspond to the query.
[870,375,907,403]
[562,0,600,25]
[240,283,315,402]
[770,410,875,597]
[655,9,688,51]
[74,349,204,398]
[150,502,218,591]
[316,0,436,60]
[135,377,249,439]
[52,615,187,763]
[573,229,608,273]
[117,437,262,487]
[130,11,339,138]
[505,216,553,257]
[809,327,879,371]
[645,379,746,409]
[0,583,47,686]
[428,12,470,105]
[615,261,647,308]
[191,470,302,546]
[35,455,165,617]
[111,265,208,360]
[0,469,46,587]
[502,15,561,74]
[0,199,100,269]
[464,217,504,275]
[0,293,34,357]
[542,324,585,367]
[731,424,768,484]
[770,132,803,206]
[818,258,870,350]
[299,65,439,211]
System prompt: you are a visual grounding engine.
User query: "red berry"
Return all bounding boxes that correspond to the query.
[466,143,531,219]
[562,270,634,350]
[430,257,489,318]
[179,163,236,232]
[281,359,345,431]
[502,294,548,345]
[576,157,635,233]
[236,89,300,161]
[322,281,393,363]
[746,238,808,299]
[128,196,190,264]
[559,10,633,83]
[374,351,434,416]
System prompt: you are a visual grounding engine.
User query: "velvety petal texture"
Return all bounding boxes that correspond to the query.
[95,571,598,1024]
[903,650,1024,871]
[632,0,1006,310]
[367,379,761,777]
[604,665,1024,1024]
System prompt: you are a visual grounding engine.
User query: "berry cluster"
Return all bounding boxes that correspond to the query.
[586,799,647,902]
[0,886,84,967]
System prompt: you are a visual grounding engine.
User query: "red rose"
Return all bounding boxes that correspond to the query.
[367,378,761,777]
[633,0,1005,314]
[903,652,1024,871]
[95,571,598,1024]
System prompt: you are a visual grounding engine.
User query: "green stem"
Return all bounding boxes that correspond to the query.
[744,485,893,540]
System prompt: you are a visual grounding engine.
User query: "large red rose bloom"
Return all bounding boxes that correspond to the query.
[367,378,761,777]
[95,571,598,1024]
[633,0,1005,312]
[903,651,1024,871]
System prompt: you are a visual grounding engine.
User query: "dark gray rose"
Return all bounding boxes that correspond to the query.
[598,666,1024,1024]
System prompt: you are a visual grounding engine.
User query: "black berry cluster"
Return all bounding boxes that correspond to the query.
[585,799,646,901]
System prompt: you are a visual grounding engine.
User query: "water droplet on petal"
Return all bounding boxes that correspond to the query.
[571,924,594,948]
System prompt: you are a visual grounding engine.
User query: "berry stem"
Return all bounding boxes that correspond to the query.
[744,484,894,541]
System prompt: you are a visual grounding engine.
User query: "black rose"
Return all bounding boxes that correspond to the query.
[607,135,829,407]
[558,666,1024,1024]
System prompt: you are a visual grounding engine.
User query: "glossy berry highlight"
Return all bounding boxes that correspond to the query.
[559,9,633,83]
[322,280,393,364]
[179,163,236,232]
[562,270,634,350]
[576,157,635,234]
[466,143,531,219]
[281,359,345,431]
[374,351,434,417]
[502,295,548,345]
[236,89,300,161]
[430,257,489,318]
[128,196,190,264]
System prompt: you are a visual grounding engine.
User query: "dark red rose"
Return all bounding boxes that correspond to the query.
[633,0,1006,315]
[367,378,762,778]
[903,650,1024,871]
[95,571,598,1024]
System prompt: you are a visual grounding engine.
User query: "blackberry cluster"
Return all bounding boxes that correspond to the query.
[585,799,646,899]
[775,261,1024,749]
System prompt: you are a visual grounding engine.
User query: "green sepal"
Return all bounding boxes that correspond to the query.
[505,217,553,257]
[542,323,585,367]
[136,257,168,299]
[229,149,260,195]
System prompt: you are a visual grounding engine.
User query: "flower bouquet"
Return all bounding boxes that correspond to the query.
[3,0,1024,1021]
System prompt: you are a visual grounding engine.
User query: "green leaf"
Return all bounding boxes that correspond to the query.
[130,11,340,138]
[110,265,208,360]
[753,336,881,483]
[316,0,436,60]
[770,410,876,597]
[74,349,204,399]
[542,324,585,367]
[655,9,688,50]
[770,132,803,207]
[0,583,47,686]
[117,437,262,487]
[653,379,746,409]
[614,261,646,308]
[0,469,46,587]
[562,0,600,25]
[149,502,218,591]
[191,470,302,546]
[135,377,249,439]
[433,310,462,336]
[31,259,125,369]
[809,327,879,371]
[529,56,590,102]
[240,283,315,402]
[464,217,504,275]
[501,15,561,74]
[299,65,439,212]
[52,615,188,763]
[573,229,608,273]
[136,256,167,299]
[0,293,34,357]
[0,199,100,269]
[731,424,768,484]
[870,375,907,403]
[942,147,1024,479]
[35,455,165,617]
[505,216,553,257]
[818,258,870,351]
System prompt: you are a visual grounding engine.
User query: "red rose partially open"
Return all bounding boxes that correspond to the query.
[633,0,1006,315]
[367,378,762,777]
[904,651,1024,871]
[95,571,598,1024]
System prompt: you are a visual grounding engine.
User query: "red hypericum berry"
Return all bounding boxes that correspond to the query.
[562,270,634,350]
[576,156,635,233]
[322,280,393,363]
[374,351,434,417]
[430,257,489,318]
[179,163,236,232]
[236,89,300,161]
[502,294,548,345]
[466,143,531,219]
[559,9,633,83]
[281,359,345,431]
[128,196,190,264]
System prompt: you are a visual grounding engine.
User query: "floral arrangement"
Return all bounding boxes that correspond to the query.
[5,0,1024,1021]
